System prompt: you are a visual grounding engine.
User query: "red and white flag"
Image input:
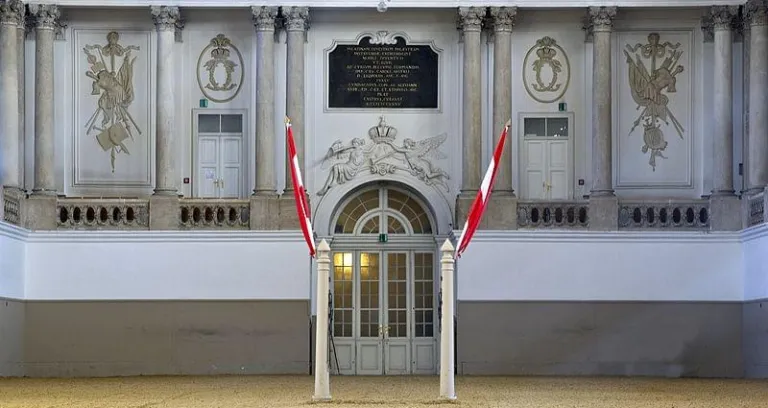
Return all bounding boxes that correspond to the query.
[286,117,316,257]
[454,120,510,259]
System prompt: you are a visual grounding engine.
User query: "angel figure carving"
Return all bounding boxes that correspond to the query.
[318,138,371,196]
[623,32,685,171]
[83,31,142,173]
[375,134,451,192]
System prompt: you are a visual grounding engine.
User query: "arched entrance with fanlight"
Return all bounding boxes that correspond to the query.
[328,182,440,376]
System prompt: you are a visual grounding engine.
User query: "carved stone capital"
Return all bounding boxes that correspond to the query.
[29,4,59,31]
[746,0,768,26]
[283,6,309,32]
[252,6,278,31]
[588,6,617,32]
[710,5,739,30]
[489,6,516,33]
[0,0,25,26]
[150,5,181,31]
[701,16,715,43]
[457,7,484,32]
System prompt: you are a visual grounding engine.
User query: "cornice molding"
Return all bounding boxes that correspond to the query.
[452,229,743,244]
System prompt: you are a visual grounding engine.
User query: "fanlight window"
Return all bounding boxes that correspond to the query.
[333,188,432,235]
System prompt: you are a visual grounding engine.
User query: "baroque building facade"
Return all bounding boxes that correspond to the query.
[0,0,767,379]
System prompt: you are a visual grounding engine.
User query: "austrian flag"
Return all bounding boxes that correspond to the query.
[454,120,510,259]
[286,117,317,257]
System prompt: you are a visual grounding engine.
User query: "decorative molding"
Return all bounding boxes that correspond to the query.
[28,4,59,30]
[251,5,278,31]
[710,5,740,30]
[0,0,24,26]
[0,220,27,241]
[282,5,309,32]
[457,6,484,33]
[23,229,307,243]
[522,36,571,104]
[196,34,245,103]
[452,229,741,244]
[742,221,768,241]
[17,0,750,7]
[318,116,450,196]
[587,6,617,32]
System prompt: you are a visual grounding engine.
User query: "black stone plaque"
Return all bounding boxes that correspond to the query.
[327,35,439,109]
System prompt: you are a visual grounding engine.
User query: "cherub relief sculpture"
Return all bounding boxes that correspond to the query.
[623,32,686,171]
[83,31,141,173]
[318,116,450,196]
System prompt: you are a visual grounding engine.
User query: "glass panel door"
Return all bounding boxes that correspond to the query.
[384,252,410,374]
[355,252,383,375]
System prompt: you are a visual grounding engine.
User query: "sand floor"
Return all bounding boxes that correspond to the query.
[0,375,767,408]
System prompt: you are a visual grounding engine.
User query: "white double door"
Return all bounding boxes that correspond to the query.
[521,138,570,200]
[330,250,437,376]
[197,135,243,198]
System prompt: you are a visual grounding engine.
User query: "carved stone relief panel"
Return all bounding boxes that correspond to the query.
[522,36,571,104]
[196,34,244,103]
[74,29,152,188]
[615,30,693,188]
[318,116,450,196]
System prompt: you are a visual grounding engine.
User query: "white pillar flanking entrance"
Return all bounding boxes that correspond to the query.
[313,239,332,402]
[0,0,24,191]
[251,6,278,195]
[30,4,60,195]
[747,0,768,193]
[439,239,456,401]
[151,5,180,196]
[283,6,309,193]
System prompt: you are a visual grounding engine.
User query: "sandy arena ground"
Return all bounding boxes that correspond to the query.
[1,375,767,408]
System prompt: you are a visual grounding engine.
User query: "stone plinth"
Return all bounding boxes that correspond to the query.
[249,195,280,230]
[588,195,618,231]
[149,195,180,230]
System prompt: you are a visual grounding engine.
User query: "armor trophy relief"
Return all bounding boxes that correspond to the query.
[318,116,450,196]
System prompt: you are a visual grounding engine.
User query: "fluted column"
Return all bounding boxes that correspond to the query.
[489,7,516,195]
[747,0,768,192]
[252,6,278,195]
[588,6,617,197]
[0,0,24,190]
[30,4,59,195]
[283,6,309,193]
[150,6,179,196]
[458,7,483,193]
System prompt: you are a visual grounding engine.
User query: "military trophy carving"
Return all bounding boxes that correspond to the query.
[83,31,141,173]
[318,116,450,196]
[623,32,685,171]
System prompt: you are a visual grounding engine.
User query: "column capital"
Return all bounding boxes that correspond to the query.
[489,6,516,33]
[588,6,617,32]
[746,0,768,26]
[710,5,739,30]
[150,5,181,31]
[283,6,309,32]
[0,0,25,26]
[252,6,278,31]
[29,4,60,31]
[457,7,484,32]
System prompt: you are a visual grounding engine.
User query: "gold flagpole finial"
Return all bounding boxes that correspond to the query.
[285,116,291,125]
[504,119,511,128]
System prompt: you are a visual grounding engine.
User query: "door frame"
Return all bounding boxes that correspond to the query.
[328,244,440,376]
[191,108,249,198]
[517,112,575,200]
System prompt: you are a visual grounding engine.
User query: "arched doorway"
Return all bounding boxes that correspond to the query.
[329,184,439,375]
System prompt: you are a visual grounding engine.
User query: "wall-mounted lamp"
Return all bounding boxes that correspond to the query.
[377,0,390,12]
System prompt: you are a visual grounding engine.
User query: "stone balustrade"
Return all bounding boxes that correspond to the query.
[57,198,149,230]
[517,201,590,229]
[747,191,765,227]
[618,200,710,230]
[179,199,250,230]
[2,188,22,226]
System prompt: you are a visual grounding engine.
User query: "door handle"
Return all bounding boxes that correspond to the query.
[213,179,220,187]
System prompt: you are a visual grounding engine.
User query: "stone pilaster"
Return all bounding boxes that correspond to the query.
[455,7,484,228]
[30,4,59,196]
[0,0,24,193]
[283,6,308,194]
[252,6,278,196]
[587,6,618,231]
[482,6,518,229]
[150,6,180,196]
[746,0,768,194]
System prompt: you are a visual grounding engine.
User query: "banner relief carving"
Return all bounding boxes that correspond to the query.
[318,116,450,195]
[623,32,686,172]
[83,31,141,173]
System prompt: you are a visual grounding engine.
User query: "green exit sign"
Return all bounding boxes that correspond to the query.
[378,233,388,243]
[558,102,567,112]
[199,99,208,108]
